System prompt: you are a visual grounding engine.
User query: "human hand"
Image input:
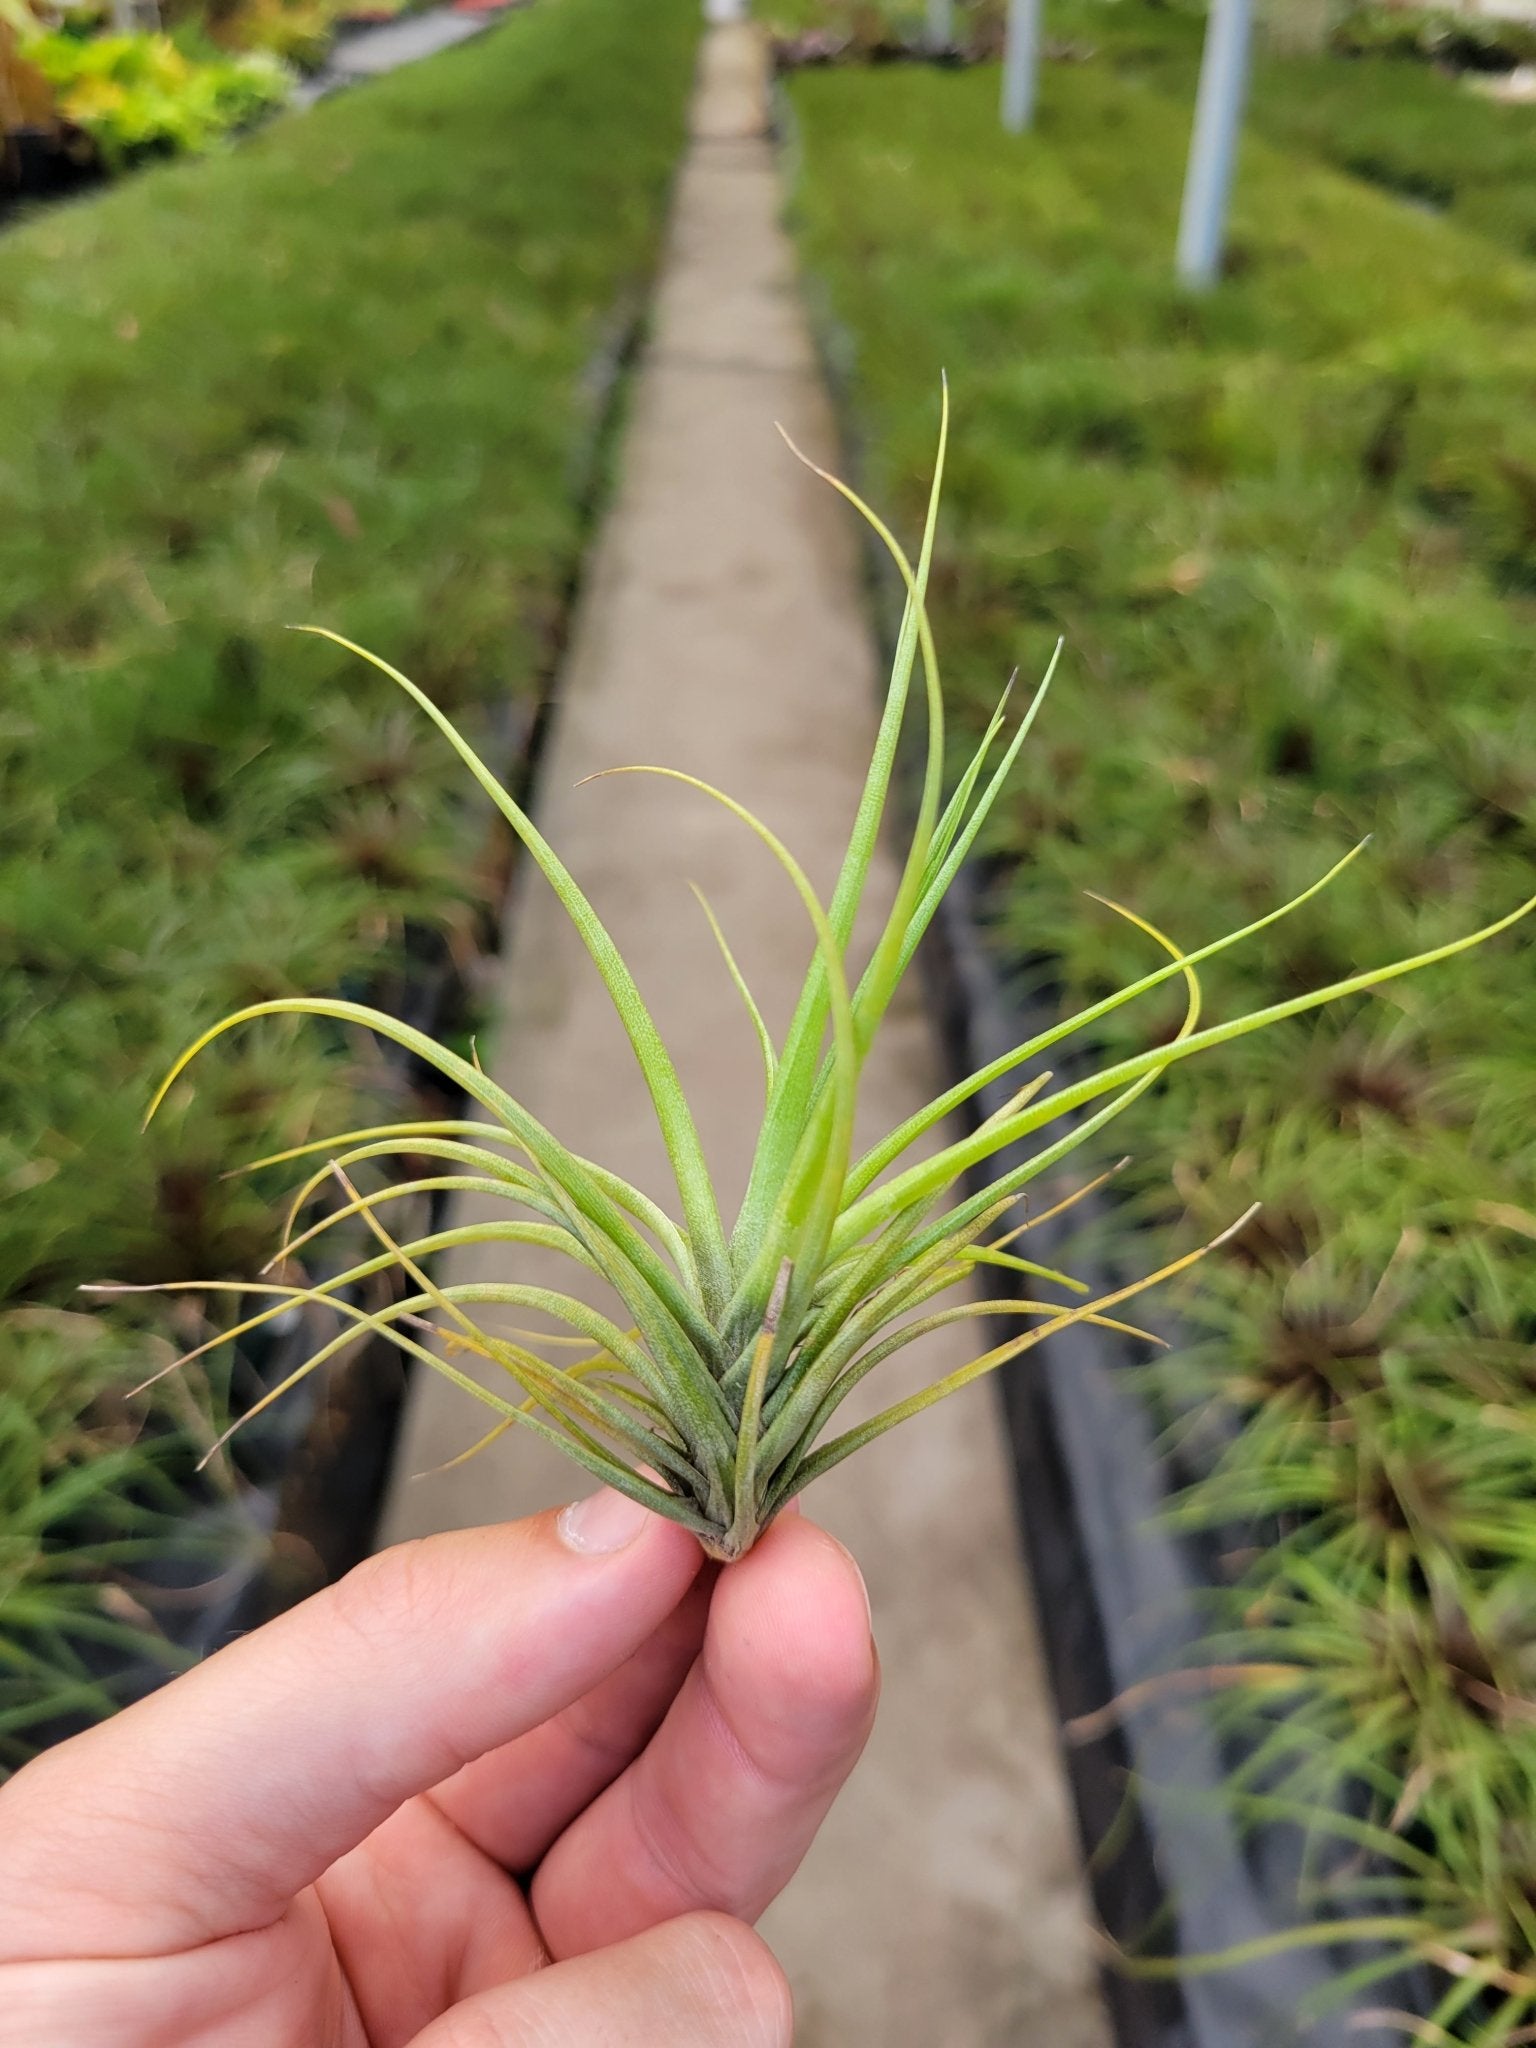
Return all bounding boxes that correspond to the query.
[0,1493,878,2046]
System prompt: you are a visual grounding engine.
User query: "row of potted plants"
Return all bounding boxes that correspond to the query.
[765,0,1536,74]
[762,2,1536,256]
[0,0,429,203]
[1023,0,1536,260]
[1330,4,1536,73]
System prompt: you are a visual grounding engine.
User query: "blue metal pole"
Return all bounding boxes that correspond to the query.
[1176,0,1255,288]
[1000,0,1041,132]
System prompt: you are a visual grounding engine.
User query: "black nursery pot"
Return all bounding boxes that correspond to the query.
[922,872,1423,2048]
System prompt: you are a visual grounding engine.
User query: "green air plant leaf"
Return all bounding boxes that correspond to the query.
[100,402,1536,1561]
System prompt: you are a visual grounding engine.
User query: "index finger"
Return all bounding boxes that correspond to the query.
[0,1496,701,1961]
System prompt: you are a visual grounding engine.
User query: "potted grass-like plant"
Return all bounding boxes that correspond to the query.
[95,400,1535,1562]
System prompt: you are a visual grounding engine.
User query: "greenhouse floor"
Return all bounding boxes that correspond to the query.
[293,6,487,104]
[377,22,1110,2045]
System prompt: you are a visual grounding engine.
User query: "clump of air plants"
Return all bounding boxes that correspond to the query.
[92,403,1535,1562]
[1131,1203,1536,2039]
[1164,1519,1536,2039]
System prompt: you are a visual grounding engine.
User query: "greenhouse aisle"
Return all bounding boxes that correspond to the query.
[377,21,1110,2046]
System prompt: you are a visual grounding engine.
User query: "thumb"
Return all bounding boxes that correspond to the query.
[0,1492,701,1960]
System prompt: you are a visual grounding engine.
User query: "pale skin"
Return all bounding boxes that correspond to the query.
[0,1489,879,2046]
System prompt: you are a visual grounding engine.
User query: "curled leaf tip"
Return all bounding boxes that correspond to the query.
[1209,1202,1262,1251]
[775,421,831,483]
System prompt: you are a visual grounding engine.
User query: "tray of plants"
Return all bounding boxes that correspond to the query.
[767,299,1530,2035]
[924,868,1445,2048]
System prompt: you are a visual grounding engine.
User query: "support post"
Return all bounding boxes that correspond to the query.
[926,0,954,51]
[1175,0,1254,288]
[1000,0,1042,134]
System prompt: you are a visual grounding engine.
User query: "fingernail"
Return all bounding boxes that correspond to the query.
[558,1487,652,1556]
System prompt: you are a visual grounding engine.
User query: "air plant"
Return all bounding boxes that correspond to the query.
[1119,1602,1536,2044]
[96,403,1535,1561]
[1150,1532,1536,2045]
[1121,1211,1536,2043]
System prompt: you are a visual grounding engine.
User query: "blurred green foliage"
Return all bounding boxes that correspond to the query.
[1056,0,1536,262]
[763,0,1536,257]
[1,0,697,1754]
[1331,4,1536,71]
[23,28,292,164]
[0,1307,232,1772]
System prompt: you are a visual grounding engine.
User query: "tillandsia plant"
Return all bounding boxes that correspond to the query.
[94,398,1536,1562]
[1092,1239,1536,2041]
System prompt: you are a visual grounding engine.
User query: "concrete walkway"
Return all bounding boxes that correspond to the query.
[293,8,486,106]
[379,23,1110,2047]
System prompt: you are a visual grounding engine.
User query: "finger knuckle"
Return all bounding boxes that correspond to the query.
[673,1913,794,2047]
[326,1537,436,1653]
[434,2007,510,2048]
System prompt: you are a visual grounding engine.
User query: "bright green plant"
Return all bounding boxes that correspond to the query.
[23,29,290,164]
[120,406,1534,1561]
[220,0,339,76]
